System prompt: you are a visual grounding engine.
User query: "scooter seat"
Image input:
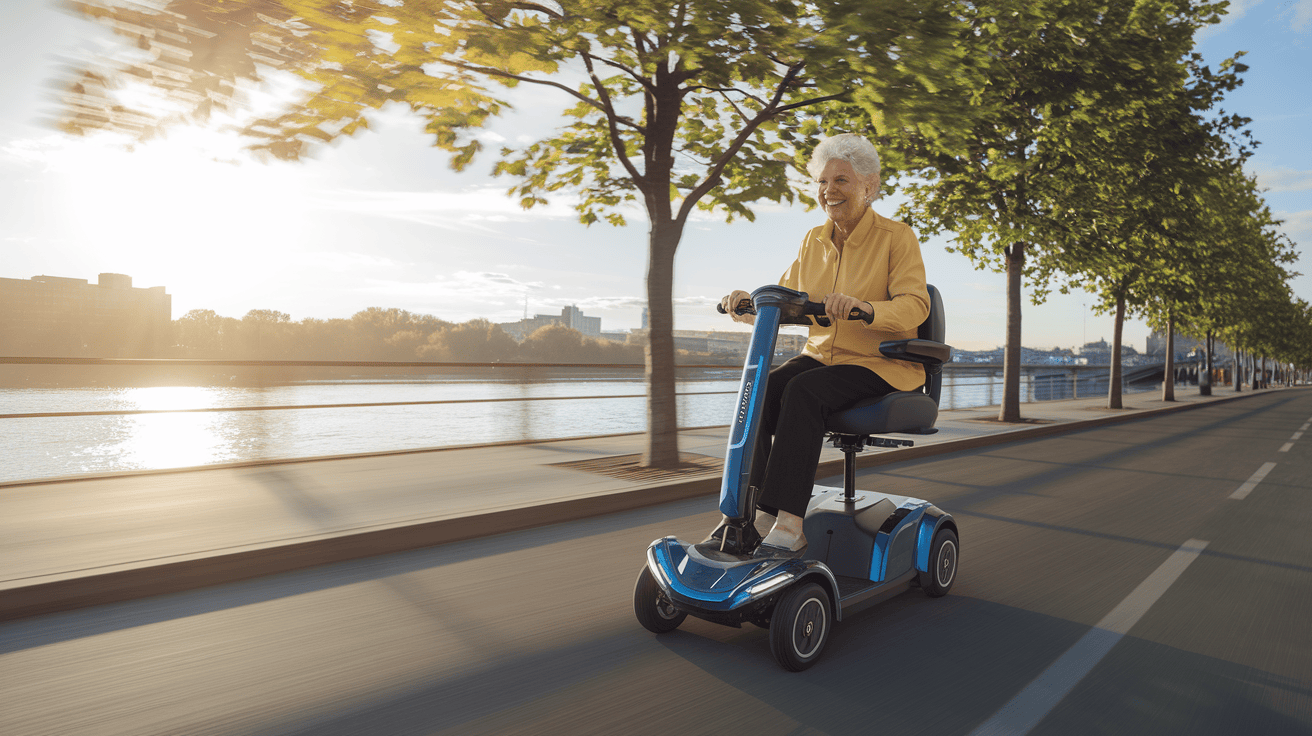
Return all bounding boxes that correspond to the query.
[826,391,938,436]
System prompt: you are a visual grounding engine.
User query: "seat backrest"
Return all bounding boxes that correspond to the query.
[921,284,946,404]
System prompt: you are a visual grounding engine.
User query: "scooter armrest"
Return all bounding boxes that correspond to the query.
[879,339,953,366]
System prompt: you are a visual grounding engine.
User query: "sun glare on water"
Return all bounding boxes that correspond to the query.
[111,387,237,471]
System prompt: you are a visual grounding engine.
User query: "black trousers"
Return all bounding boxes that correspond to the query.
[751,355,896,519]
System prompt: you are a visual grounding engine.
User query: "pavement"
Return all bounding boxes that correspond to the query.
[0,384,1276,622]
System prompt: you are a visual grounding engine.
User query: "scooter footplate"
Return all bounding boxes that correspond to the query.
[836,575,879,599]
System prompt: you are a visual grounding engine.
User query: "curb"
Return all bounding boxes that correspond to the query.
[0,390,1272,623]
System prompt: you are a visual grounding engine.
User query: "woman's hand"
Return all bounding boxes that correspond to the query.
[720,290,755,324]
[822,292,873,325]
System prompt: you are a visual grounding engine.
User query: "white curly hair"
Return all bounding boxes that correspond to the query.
[805,133,882,181]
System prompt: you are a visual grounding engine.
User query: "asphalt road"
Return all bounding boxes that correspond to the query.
[2,390,1310,735]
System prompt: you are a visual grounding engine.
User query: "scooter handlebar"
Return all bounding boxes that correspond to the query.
[717,298,864,327]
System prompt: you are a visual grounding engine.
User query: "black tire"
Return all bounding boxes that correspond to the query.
[769,582,831,671]
[634,566,686,633]
[919,527,959,598]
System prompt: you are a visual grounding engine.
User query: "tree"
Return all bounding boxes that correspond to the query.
[420,318,519,362]
[1042,49,1251,408]
[241,308,293,357]
[175,308,241,357]
[882,0,1226,420]
[58,0,971,466]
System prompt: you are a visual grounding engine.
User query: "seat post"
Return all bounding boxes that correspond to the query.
[829,433,866,503]
[843,447,857,503]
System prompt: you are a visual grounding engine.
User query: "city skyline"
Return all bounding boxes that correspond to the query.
[0,0,1308,352]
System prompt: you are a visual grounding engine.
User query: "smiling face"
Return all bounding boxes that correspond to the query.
[816,158,878,231]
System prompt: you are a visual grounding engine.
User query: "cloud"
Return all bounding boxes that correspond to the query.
[1254,166,1312,192]
[461,271,545,290]
[1197,0,1263,39]
[1277,209,1311,244]
[309,186,579,231]
[537,294,721,311]
[1290,0,1312,31]
[571,295,647,310]
[301,251,400,272]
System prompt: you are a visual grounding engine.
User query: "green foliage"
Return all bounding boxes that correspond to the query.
[883,0,1228,297]
[59,0,972,227]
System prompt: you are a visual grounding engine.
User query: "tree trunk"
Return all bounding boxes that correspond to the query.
[1000,242,1025,422]
[642,220,683,468]
[1261,355,1267,389]
[1108,293,1125,409]
[1233,348,1242,392]
[1199,329,1213,396]
[1163,312,1175,402]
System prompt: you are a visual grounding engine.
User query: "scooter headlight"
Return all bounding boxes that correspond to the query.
[647,547,670,585]
[747,573,794,596]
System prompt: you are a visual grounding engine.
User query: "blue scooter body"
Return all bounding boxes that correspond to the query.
[643,286,956,627]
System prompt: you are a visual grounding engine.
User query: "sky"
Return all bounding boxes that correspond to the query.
[0,0,1309,353]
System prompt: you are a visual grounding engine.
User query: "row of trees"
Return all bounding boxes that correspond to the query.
[174,307,647,364]
[59,0,1305,465]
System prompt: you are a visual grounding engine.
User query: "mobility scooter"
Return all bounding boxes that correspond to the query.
[633,285,959,671]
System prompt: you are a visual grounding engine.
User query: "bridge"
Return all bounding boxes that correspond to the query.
[2,381,1309,734]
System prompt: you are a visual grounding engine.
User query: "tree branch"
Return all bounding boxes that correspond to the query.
[439,58,646,134]
[716,90,752,125]
[582,53,646,185]
[675,64,806,223]
[510,3,565,20]
[584,50,654,94]
[774,92,848,114]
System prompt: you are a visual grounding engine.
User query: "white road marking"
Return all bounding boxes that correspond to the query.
[1281,443,1295,453]
[968,539,1210,736]
[1301,423,1310,432]
[1292,432,1304,441]
[1230,462,1277,500]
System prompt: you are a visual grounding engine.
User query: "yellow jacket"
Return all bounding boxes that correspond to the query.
[778,208,931,391]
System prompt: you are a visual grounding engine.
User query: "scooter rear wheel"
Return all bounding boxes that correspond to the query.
[634,566,687,633]
[769,582,831,671]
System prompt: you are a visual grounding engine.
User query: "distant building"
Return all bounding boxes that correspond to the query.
[673,330,808,357]
[499,304,601,341]
[1146,329,1231,361]
[0,273,171,357]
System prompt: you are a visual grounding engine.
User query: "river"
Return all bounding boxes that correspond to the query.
[0,365,1154,484]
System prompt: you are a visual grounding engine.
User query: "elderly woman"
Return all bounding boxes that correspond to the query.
[719,133,931,558]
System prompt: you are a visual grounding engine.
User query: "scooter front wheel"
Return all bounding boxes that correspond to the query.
[919,528,959,598]
[769,582,831,671]
[633,566,687,633]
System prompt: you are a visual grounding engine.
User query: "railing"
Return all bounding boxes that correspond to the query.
[0,356,1203,483]
[0,357,1194,422]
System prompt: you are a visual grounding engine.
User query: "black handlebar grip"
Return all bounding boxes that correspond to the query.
[717,298,754,315]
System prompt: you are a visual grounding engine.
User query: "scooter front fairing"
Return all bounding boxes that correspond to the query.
[645,537,839,625]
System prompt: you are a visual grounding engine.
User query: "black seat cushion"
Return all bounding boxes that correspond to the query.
[825,392,939,436]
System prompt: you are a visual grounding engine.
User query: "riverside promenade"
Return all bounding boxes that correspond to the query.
[0,387,1270,622]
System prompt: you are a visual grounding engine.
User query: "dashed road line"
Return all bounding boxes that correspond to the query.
[968,539,1210,736]
[1231,462,1277,500]
[1281,443,1294,453]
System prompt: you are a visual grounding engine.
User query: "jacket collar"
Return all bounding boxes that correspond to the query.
[823,208,880,251]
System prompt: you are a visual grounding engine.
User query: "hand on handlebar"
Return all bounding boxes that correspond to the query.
[718,290,755,324]
[821,293,873,326]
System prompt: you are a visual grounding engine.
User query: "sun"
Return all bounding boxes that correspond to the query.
[48,127,313,298]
